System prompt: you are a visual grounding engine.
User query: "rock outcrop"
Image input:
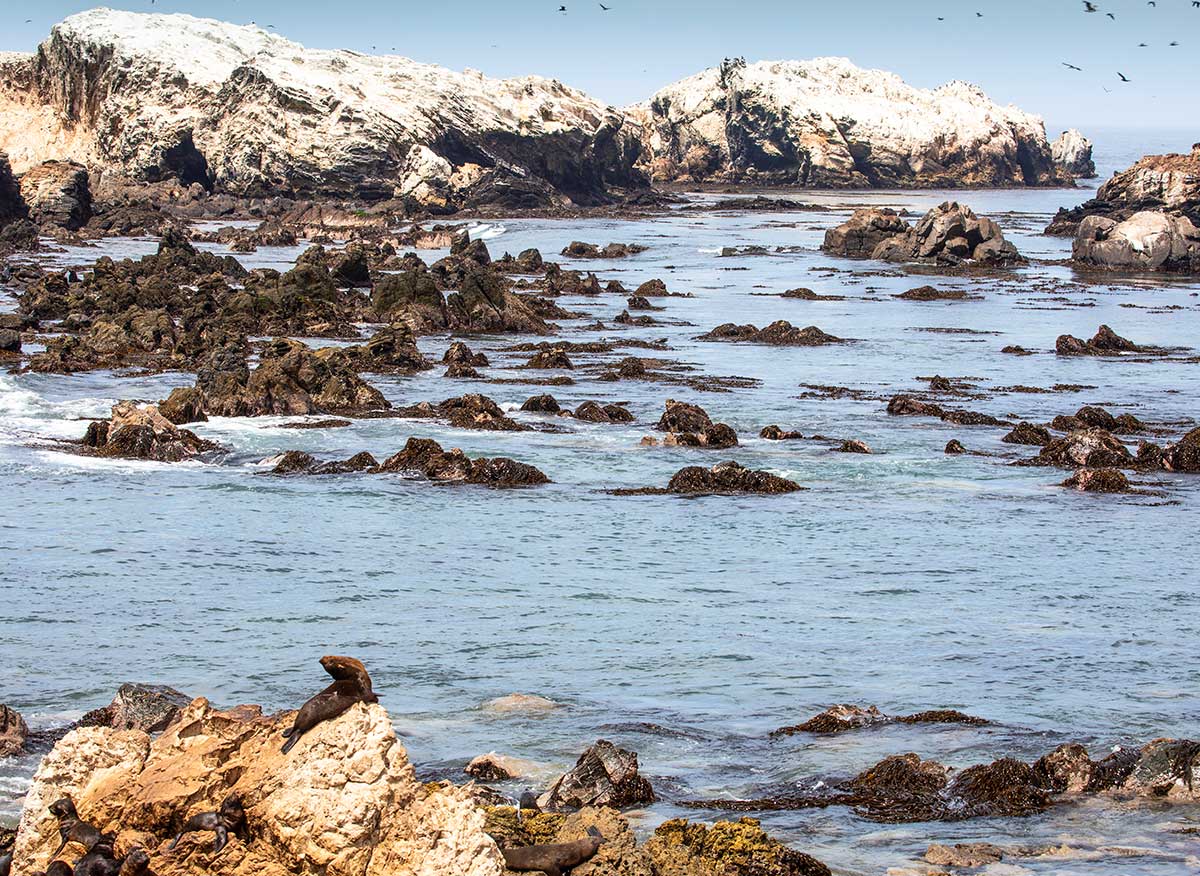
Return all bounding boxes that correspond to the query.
[821,208,909,257]
[1072,211,1200,273]
[697,321,842,346]
[1055,324,1142,356]
[0,704,28,758]
[17,161,91,230]
[0,151,27,227]
[539,740,656,811]
[1046,144,1200,235]
[1051,130,1095,178]
[10,697,505,876]
[869,201,1021,265]
[0,9,646,208]
[380,437,549,487]
[80,401,224,462]
[79,684,193,733]
[631,57,1067,188]
[616,461,804,496]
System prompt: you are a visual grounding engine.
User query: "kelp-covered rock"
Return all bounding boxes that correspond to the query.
[380,437,548,487]
[393,394,529,432]
[1162,427,1200,473]
[268,450,380,476]
[80,402,223,462]
[614,461,804,496]
[10,697,504,876]
[344,324,432,374]
[1061,467,1132,493]
[697,321,842,346]
[1119,739,1200,802]
[646,817,831,876]
[654,400,738,448]
[1055,324,1142,356]
[1023,429,1135,470]
[1002,422,1051,446]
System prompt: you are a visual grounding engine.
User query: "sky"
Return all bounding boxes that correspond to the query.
[2,0,1198,132]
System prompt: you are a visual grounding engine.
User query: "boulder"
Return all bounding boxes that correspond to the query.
[1032,743,1094,794]
[871,202,1021,266]
[1061,467,1132,494]
[269,451,380,476]
[1162,427,1200,473]
[157,387,208,426]
[18,161,92,230]
[10,697,504,876]
[661,461,804,495]
[1051,130,1096,178]
[345,324,432,374]
[574,401,635,424]
[523,349,574,369]
[772,705,888,736]
[538,740,655,811]
[465,753,532,782]
[944,439,966,454]
[821,208,911,257]
[443,342,489,367]
[654,400,738,448]
[760,425,803,440]
[560,242,647,259]
[520,394,561,414]
[835,439,871,454]
[894,285,977,301]
[1120,738,1200,802]
[79,684,192,734]
[1072,211,1200,273]
[81,402,223,462]
[0,704,28,758]
[1002,422,1051,446]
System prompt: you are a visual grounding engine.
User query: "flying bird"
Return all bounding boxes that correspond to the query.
[1106,11,1115,18]
[558,4,567,10]
[1063,62,1083,70]
[975,11,983,16]
[1138,42,1148,46]
[599,2,611,8]
[1118,72,1130,81]
[1147,1,1155,5]
[1083,1,1097,11]
[1169,40,1179,45]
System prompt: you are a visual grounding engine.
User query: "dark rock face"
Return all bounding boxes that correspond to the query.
[885,394,1008,427]
[821,209,911,257]
[697,321,842,346]
[157,387,208,425]
[836,439,872,454]
[1072,211,1200,273]
[560,241,647,259]
[79,683,192,733]
[0,152,28,228]
[380,437,548,487]
[761,425,804,440]
[18,160,92,230]
[539,740,656,811]
[523,348,574,369]
[394,393,529,432]
[269,450,379,475]
[198,338,389,417]
[574,401,634,424]
[1055,325,1141,356]
[944,439,966,454]
[1024,429,1135,469]
[344,324,431,374]
[442,341,489,367]
[870,201,1021,266]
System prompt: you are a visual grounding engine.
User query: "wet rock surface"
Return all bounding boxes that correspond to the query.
[381,437,549,487]
[538,740,656,811]
[697,321,842,346]
[78,402,224,462]
[869,202,1022,266]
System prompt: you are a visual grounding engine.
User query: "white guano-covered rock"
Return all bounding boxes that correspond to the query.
[1051,129,1095,178]
[630,56,1069,188]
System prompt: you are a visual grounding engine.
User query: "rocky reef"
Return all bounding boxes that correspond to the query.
[823,202,1020,265]
[631,57,1068,188]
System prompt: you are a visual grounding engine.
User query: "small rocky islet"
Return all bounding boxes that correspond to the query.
[2,9,1200,876]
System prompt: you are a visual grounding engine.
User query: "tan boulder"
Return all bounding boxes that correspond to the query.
[12,698,504,876]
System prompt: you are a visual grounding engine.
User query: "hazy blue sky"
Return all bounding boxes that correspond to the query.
[3,1,1198,131]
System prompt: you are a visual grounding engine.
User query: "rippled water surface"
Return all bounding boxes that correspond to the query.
[2,133,1198,874]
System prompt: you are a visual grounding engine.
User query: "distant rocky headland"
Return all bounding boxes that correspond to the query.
[0,9,1089,221]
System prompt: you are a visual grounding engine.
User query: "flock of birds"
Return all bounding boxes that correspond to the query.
[1061,0,1196,84]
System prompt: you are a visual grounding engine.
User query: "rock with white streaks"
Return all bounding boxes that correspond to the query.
[630,56,1068,188]
[1051,129,1095,178]
[0,10,646,208]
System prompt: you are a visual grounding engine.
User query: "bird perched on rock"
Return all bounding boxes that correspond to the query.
[281,655,378,754]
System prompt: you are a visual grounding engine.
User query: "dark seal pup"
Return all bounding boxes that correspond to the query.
[45,863,74,876]
[169,794,246,854]
[117,848,153,876]
[502,826,605,876]
[48,797,102,858]
[70,834,119,876]
[281,655,378,754]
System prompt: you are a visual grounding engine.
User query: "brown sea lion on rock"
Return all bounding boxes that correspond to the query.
[44,863,73,876]
[48,797,102,857]
[117,848,153,876]
[69,833,120,876]
[281,655,377,754]
[169,794,247,854]
[502,826,605,876]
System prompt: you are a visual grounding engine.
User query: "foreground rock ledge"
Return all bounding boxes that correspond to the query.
[12,697,503,876]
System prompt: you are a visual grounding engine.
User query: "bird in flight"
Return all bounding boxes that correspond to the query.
[1106,11,1115,18]
[1118,72,1130,81]
[1063,62,1083,70]
[1169,40,1179,45]
[599,2,611,8]
[1138,42,1148,46]
[1083,0,1097,10]
[1147,1,1155,6]
[975,11,983,16]
[558,4,567,10]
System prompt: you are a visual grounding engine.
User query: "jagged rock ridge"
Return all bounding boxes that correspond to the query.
[0,8,646,208]
[630,56,1070,188]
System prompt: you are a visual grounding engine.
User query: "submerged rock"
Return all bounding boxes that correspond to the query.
[538,740,655,812]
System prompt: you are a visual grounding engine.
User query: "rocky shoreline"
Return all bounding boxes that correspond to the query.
[2,675,1197,876]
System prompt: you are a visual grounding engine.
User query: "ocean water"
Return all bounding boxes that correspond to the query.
[2,132,1199,874]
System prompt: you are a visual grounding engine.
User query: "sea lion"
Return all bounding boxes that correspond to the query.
[501,826,605,876]
[0,851,11,876]
[48,797,102,858]
[281,656,378,754]
[169,794,246,854]
[117,848,153,876]
[70,834,119,876]
[44,864,73,876]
